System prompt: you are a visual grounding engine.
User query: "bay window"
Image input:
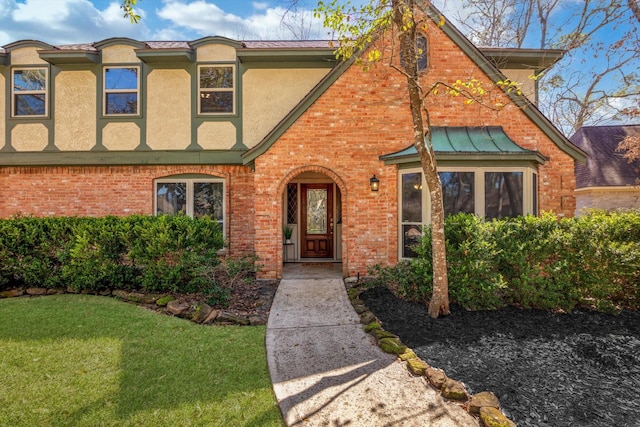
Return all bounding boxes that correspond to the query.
[400,167,538,258]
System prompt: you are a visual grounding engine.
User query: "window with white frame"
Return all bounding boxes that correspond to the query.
[104,66,140,115]
[198,64,235,114]
[400,167,538,258]
[12,67,48,117]
[155,178,225,227]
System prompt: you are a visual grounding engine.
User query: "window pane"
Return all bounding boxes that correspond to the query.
[200,67,233,88]
[440,172,474,216]
[532,173,538,215]
[416,36,428,71]
[194,182,223,220]
[156,183,186,215]
[200,92,233,113]
[105,68,138,90]
[287,183,298,224]
[106,93,138,114]
[485,172,523,218]
[306,189,327,234]
[403,225,422,258]
[13,69,46,91]
[402,172,422,222]
[14,94,45,116]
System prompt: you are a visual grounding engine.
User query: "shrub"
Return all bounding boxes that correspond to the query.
[369,211,640,313]
[0,214,225,294]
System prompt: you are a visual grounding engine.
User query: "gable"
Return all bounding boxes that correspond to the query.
[242,4,586,165]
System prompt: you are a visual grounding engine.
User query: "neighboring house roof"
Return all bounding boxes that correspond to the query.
[380,126,548,164]
[242,3,587,165]
[570,125,640,188]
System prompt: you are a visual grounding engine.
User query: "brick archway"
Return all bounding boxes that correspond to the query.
[276,165,348,278]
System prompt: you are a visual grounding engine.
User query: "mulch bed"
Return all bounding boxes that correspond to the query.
[360,286,640,427]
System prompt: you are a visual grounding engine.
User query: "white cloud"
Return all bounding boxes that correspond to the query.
[155,0,325,40]
[1,0,151,45]
[252,2,269,10]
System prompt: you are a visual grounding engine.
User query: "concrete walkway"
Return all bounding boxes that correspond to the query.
[265,263,479,426]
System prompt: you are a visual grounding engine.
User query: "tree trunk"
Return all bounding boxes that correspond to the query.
[392,0,450,318]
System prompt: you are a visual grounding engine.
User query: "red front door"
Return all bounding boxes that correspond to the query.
[301,184,333,258]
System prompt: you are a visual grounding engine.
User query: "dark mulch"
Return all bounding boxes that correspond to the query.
[360,286,640,427]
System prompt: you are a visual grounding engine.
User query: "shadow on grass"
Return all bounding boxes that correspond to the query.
[0,294,282,426]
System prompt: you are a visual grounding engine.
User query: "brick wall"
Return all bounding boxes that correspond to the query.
[576,188,640,214]
[0,165,255,256]
[252,23,577,278]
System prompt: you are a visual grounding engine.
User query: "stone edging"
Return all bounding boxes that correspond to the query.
[346,284,517,427]
[0,287,269,326]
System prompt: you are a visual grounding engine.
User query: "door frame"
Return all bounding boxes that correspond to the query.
[300,183,334,258]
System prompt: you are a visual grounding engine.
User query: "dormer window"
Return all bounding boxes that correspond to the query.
[198,64,235,115]
[12,67,48,117]
[104,66,140,115]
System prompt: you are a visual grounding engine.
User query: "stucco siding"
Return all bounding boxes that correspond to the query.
[101,45,139,64]
[196,44,236,62]
[55,70,97,150]
[102,122,140,150]
[11,124,48,151]
[197,122,236,149]
[9,47,47,65]
[501,69,536,103]
[146,68,191,150]
[242,68,330,148]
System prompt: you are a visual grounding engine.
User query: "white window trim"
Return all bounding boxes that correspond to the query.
[11,67,48,118]
[154,178,226,234]
[103,66,140,116]
[197,64,236,116]
[398,166,538,259]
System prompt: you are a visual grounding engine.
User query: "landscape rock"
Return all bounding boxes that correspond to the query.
[216,311,251,325]
[156,295,175,307]
[479,406,516,427]
[364,321,381,332]
[399,348,418,361]
[202,309,220,325]
[378,337,407,354]
[26,287,47,296]
[406,357,430,375]
[352,303,368,314]
[166,300,191,317]
[371,328,397,340]
[191,303,213,323]
[0,289,25,298]
[426,367,447,389]
[112,290,129,299]
[249,314,268,325]
[468,391,500,415]
[442,378,468,401]
[360,311,376,324]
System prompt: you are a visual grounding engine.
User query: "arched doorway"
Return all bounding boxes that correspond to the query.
[282,171,343,263]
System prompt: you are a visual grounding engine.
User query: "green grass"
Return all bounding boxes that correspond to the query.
[0,295,283,427]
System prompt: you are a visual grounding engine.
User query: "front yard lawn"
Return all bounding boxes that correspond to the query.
[0,294,282,427]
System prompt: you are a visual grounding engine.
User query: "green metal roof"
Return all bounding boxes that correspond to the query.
[380,126,548,164]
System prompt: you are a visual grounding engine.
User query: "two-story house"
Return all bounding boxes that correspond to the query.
[0,6,585,279]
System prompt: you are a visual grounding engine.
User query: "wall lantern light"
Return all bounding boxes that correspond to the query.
[370,174,380,192]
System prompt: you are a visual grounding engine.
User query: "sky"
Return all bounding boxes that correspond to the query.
[0,0,334,46]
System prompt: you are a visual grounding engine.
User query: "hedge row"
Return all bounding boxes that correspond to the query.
[0,215,226,294]
[369,211,640,313]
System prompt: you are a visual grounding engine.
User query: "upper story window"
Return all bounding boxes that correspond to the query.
[12,67,48,117]
[104,66,140,115]
[155,177,225,230]
[400,34,428,73]
[198,64,235,115]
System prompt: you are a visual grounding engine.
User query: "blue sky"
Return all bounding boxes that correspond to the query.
[0,0,333,46]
